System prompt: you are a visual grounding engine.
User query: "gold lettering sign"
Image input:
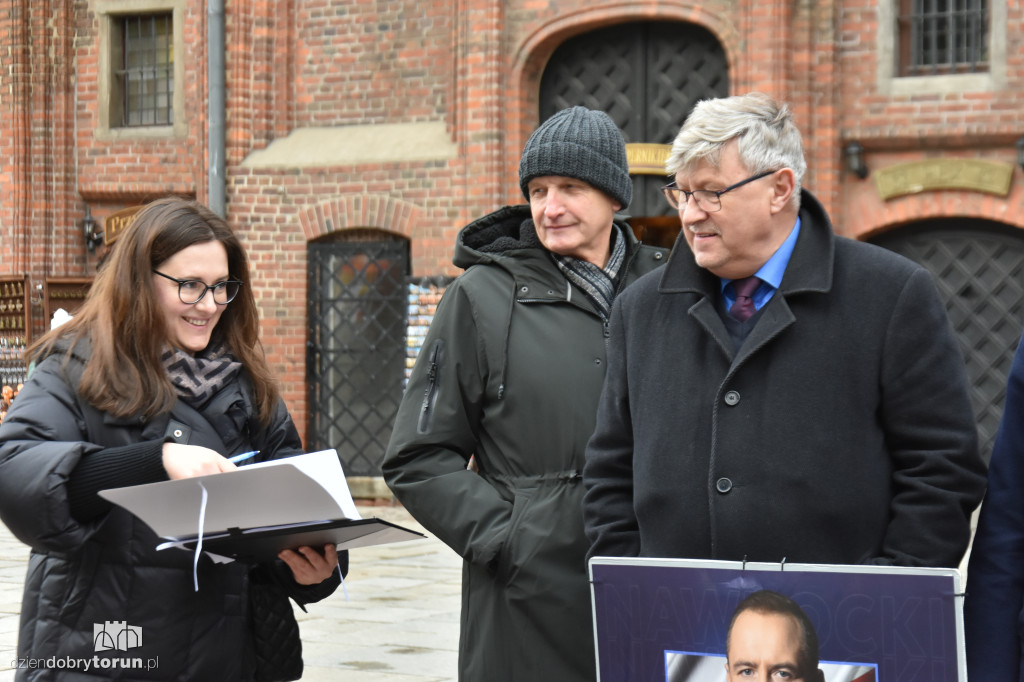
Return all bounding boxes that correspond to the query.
[626,143,673,177]
[103,206,142,245]
[874,159,1013,200]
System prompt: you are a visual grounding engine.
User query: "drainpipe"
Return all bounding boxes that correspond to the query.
[208,0,226,218]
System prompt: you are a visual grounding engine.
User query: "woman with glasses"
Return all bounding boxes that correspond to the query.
[0,197,341,681]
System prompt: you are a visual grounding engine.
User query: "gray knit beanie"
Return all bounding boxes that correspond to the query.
[519,106,632,209]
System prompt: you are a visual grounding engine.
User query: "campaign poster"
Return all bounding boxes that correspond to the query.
[589,558,963,682]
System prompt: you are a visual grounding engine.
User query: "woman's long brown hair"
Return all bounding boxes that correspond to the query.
[28,197,281,425]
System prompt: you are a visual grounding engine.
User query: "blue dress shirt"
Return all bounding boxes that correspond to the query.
[721,217,801,312]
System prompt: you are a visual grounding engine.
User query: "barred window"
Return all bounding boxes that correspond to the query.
[897,0,988,76]
[112,14,174,127]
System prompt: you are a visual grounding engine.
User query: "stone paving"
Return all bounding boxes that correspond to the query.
[0,504,462,681]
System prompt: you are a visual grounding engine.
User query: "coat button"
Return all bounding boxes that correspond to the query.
[654,252,664,260]
[173,429,183,438]
[520,286,529,294]
[716,477,733,493]
[724,390,740,406]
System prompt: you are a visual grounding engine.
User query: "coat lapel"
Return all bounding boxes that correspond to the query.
[660,189,836,366]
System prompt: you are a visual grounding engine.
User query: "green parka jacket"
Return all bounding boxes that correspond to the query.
[383,205,667,681]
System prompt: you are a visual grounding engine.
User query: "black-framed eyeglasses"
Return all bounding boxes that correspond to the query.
[152,270,242,305]
[662,169,778,212]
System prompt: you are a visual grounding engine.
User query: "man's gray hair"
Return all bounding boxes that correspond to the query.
[666,92,807,206]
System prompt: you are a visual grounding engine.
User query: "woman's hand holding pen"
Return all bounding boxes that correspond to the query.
[161,442,238,479]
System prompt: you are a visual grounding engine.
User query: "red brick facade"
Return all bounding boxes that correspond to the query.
[2,0,1023,438]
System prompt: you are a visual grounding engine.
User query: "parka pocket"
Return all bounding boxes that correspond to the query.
[493,490,533,587]
[417,339,445,434]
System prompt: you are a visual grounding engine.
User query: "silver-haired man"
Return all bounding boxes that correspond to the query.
[583,91,985,569]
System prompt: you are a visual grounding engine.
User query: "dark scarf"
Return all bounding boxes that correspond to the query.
[162,341,243,410]
[552,225,627,321]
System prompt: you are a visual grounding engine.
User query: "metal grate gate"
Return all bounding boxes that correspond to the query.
[307,239,409,476]
[872,219,1024,463]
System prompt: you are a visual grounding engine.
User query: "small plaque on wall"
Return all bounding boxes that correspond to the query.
[626,143,672,176]
[874,159,1014,200]
[104,206,142,246]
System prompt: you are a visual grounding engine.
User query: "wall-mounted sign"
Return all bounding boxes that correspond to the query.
[874,159,1013,200]
[104,206,142,246]
[627,143,672,176]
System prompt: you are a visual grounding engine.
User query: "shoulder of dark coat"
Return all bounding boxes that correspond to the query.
[630,242,670,273]
[454,257,518,290]
[31,334,91,389]
[612,262,668,309]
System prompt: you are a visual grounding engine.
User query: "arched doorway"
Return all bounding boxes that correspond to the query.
[539,21,729,248]
[871,218,1024,463]
[307,231,409,477]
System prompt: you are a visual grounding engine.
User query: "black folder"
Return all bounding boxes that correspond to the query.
[99,450,423,562]
[178,517,424,562]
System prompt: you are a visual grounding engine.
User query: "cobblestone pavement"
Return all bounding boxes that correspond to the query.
[0,504,462,681]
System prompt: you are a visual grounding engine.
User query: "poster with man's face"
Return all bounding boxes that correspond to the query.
[589,558,963,682]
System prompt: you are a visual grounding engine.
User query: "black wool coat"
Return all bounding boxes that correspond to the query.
[583,190,987,567]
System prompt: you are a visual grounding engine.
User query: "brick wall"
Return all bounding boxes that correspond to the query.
[3,0,1023,447]
[836,0,1024,238]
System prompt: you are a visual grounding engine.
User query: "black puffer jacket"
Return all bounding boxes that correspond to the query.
[0,341,339,681]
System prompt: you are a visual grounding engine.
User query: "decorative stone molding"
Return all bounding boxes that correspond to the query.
[298,194,422,241]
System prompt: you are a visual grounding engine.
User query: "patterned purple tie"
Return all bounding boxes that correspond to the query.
[728,276,761,322]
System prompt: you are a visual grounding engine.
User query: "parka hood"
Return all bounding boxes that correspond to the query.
[454,205,541,270]
[453,204,647,274]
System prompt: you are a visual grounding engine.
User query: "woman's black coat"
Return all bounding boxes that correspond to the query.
[0,343,337,680]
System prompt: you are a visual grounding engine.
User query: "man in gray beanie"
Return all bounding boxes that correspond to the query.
[519,105,634,209]
[384,106,666,681]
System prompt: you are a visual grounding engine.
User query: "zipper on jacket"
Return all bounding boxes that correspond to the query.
[417,339,445,433]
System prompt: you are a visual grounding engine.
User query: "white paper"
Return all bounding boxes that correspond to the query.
[99,449,359,540]
[243,449,361,521]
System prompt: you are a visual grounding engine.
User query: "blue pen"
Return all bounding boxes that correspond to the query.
[228,450,259,464]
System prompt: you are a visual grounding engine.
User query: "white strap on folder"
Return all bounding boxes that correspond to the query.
[194,481,209,592]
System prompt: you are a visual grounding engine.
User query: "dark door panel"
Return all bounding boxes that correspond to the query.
[539,21,728,240]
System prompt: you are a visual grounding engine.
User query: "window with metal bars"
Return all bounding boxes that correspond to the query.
[114,14,174,126]
[897,0,988,76]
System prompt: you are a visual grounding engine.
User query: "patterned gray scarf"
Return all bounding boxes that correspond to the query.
[552,225,626,321]
[162,341,243,410]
